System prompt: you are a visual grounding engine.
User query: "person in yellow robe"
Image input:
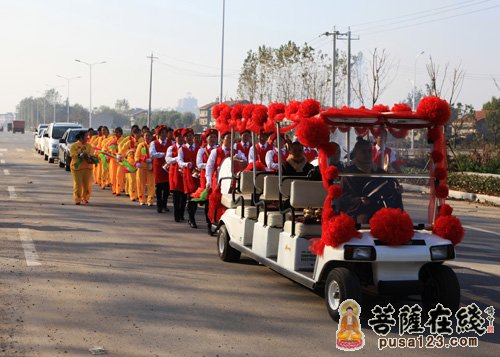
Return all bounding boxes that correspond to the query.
[118,127,142,201]
[135,130,155,206]
[97,126,111,189]
[70,131,95,205]
[103,127,126,194]
[90,126,103,185]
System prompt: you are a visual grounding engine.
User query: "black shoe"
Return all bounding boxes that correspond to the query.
[181,217,186,221]
[207,223,213,236]
[189,221,198,229]
[157,209,163,213]
[174,217,181,222]
[164,207,170,212]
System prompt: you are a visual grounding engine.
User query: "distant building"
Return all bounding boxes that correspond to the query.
[456,110,487,139]
[176,93,198,114]
[198,99,251,130]
[91,113,114,128]
[126,108,148,128]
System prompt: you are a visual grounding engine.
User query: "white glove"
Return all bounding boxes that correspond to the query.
[187,162,192,169]
[145,158,152,163]
[135,162,142,169]
[116,154,122,161]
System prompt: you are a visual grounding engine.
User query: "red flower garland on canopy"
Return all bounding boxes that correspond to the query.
[435,184,449,198]
[391,103,412,112]
[431,151,444,163]
[298,99,321,119]
[246,104,268,134]
[435,167,447,180]
[295,117,330,149]
[268,102,286,122]
[372,104,390,112]
[417,96,451,126]
[369,208,415,245]
[285,100,301,122]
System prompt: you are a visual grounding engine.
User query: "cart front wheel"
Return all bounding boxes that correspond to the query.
[325,267,362,320]
[420,264,460,312]
[217,225,241,262]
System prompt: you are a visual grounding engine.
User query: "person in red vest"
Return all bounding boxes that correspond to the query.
[372,130,396,172]
[265,133,289,172]
[149,125,173,213]
[248,131,271,165]
[166,128,185,222]
[177,128,198,227]
[234,129,251,161]
[196,128,218,232]
[205,131,244,189]
[178,128,201,228]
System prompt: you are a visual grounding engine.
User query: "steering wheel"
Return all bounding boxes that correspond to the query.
[361,178,403,210]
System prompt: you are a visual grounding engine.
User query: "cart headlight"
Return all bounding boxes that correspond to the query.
[430,245,455,261]
[344,245,376,261]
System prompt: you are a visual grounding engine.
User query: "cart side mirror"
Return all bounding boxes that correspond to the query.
[59,138,66,143]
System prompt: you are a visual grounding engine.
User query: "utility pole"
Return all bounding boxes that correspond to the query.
[147,52,158,128]
[219,0,226,104]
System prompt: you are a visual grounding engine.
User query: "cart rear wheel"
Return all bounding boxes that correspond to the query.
[420,264,460,312]
[217,225,241,262]
[325,267,362,320]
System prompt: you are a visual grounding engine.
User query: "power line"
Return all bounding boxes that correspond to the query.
[355,0,493,33]
[360,4,500,36]
[351,0,489,29]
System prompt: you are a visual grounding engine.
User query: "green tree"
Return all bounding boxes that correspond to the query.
[483,97,500,146]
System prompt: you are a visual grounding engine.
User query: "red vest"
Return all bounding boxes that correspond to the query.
[255,143,271,163]
[216,146,231,167]
[181,145,198,166]
[152,139,170,184]
[372,146,391,169]
[169,144,184,192]
[200,146,216,189]
[236,141,251,159]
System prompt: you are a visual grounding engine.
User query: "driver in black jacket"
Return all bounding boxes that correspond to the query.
[340,137,403,224]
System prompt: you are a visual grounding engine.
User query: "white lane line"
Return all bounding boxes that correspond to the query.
[18,228,42,267]
[3,169,10,175]
[0,159,5,164]
[0,148,7,152]
[16,148,25,152]
[463,225,500,237]
[0,152,3,156]
[7,186,17,199]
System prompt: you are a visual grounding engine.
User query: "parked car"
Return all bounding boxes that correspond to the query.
[42,122,82,163]
[58,128,88,171]
[35,128,47,154]
[34,124,49,150]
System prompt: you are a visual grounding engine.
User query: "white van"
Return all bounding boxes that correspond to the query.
[42,122,82,163]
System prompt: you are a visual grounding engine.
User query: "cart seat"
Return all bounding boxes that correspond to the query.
[255,172,273,195]
[221,194,252,209]
[283,221,322,237]
[238,171,254,194]
[258,211,284,228]
[236,205,258,219]
[261,175,280,200]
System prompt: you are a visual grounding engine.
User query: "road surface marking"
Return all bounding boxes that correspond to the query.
[8,186,17,199]
[16,148,25,152]
[0,152,3,156]
[0,148,7,152]
[463,225,500,237]
[448,260,499,276]
[18,228,42,267]
[3,169,10,175]
[0,159,5,164]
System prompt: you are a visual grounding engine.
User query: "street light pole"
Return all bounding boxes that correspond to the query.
[219,0,225,104]
[146,53,158,128]
[56,75,80,123]
[411,51,425,150]
[75,59,107,128]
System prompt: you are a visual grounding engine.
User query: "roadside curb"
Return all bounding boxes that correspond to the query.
[403,184,500,206]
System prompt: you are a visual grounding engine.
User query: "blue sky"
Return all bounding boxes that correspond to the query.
[0,0,498,113]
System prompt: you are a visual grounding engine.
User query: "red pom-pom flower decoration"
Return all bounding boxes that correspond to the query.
[417,96,451,126]
[370,208,415,245]
[295,117,329,149]
[435,184,449,198]
[298,99,321,119]
[433,215,464,245]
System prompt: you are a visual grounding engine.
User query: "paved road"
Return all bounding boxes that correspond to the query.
[0,131,498,356]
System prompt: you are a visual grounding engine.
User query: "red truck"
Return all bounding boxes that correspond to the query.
[12,120,25,134]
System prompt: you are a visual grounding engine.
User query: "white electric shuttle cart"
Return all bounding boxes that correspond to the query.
[212,108,460,320]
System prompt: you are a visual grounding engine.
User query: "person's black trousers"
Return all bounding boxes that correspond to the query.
[172,190,187,221]
[187,200,197,223]
[155,182,169,212]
